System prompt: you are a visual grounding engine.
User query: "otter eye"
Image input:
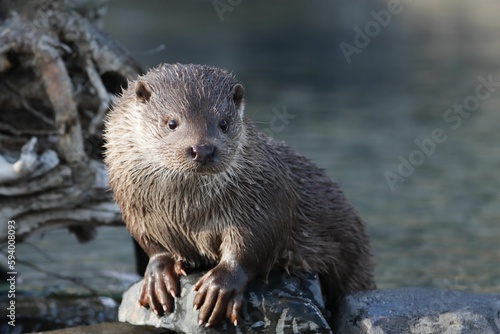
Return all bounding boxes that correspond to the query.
[167,119,178,130]
[219,119,229,132]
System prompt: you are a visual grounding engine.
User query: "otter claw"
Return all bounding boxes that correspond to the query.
[139,254,181,316]
[193,262,248,327]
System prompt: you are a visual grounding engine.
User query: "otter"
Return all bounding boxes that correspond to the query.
[104,63,375,327]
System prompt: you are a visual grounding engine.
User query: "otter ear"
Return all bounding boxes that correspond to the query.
[232,84,245,110]
[135,80,152,103]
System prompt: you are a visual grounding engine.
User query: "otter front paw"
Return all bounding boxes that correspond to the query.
[193,262,249,327]
[139,254,186,316]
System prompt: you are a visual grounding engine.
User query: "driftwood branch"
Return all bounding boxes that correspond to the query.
[0,0,142,243]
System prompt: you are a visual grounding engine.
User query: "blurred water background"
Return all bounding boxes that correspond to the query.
[12,0,500,304]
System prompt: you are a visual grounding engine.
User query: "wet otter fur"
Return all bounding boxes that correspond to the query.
[104,63,375,327]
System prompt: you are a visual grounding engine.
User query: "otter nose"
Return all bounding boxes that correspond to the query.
[188,144,215,164]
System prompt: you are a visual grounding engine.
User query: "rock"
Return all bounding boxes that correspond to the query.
[0,294,119,334]
[334,287,500,334]
[119,271,332,333]
[31,322,171,334]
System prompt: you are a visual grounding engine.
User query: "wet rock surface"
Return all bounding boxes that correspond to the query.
[0,293,119,334]
[120,280,500,334]
[33,322,171,334]
[17,285,500,333]
[334,287,500,334]
[119,271,332,333]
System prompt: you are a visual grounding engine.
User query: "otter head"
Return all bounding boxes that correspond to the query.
[130,63,246,175]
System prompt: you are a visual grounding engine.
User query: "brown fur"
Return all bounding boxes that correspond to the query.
[104,63,375,320]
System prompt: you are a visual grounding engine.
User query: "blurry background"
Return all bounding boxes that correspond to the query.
[16,0,500,299]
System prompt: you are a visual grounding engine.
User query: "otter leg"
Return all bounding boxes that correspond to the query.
[193,258,251,327]
[138,253,186,315]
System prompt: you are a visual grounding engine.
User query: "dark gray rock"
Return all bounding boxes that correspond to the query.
[334,287,500,334]
[33,322,171,334]
[0,294,119,334]
[119,271,332,333]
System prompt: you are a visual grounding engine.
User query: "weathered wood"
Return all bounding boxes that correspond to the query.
[0,0,142,242]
